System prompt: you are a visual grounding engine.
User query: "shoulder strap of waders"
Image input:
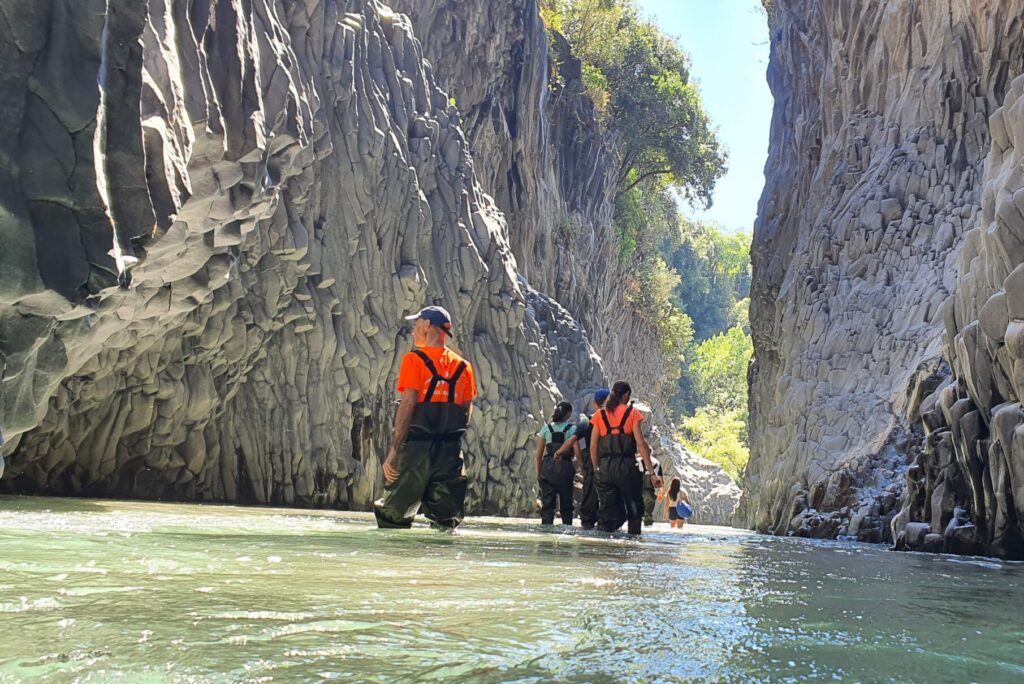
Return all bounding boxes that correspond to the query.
[599,408,613,433]
[617,404,634,434]
[445,362,467,403]
[411,349,467,403]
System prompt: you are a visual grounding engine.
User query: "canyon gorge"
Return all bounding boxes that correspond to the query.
[0,0,738,523]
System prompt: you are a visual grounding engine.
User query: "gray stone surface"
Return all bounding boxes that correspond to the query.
[893,74,1024,559]
[742,0,1024,549]
[0,0,738,519]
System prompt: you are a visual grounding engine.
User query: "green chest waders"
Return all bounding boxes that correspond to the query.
[596,405,644,534]
[374,351,469,529]
[539,425,575,525]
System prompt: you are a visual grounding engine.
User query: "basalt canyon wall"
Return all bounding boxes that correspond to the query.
[0,0,738,521]
[742,0,1024,556]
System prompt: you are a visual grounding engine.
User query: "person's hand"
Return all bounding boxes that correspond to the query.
[651,473,664,489]
[383,447,400,483]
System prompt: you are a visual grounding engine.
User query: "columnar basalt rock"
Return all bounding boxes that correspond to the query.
[743,0,1024,550]
[1,0,554,513]
[390,0,663,400]
[893,74,1024,559]
[0,0,739,521]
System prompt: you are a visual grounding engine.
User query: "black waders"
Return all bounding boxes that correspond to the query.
[375,351,469,529]
[539,424,575,525]
[596,405,644,534]
[578,448,599,529]
[642,473,657,526]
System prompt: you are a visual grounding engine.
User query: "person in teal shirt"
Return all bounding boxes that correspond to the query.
[535,401,583,525]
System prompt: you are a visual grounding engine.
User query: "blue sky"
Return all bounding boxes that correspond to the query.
[636,0,772,235]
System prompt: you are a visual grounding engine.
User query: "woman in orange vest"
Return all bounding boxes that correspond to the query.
[590,381,663,534]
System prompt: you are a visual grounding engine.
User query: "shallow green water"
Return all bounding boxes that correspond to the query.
[0,497,1022,683]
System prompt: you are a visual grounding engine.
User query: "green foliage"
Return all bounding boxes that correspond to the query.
[666,220,750,341]
[677,320,753,483]
[543,0,726,205]
[678,406,749,483]
[691,324,752,413]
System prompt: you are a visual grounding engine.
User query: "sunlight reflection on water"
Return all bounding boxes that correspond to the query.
[1,496,1023,682]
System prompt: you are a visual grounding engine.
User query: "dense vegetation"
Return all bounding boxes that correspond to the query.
[540,0,752,482]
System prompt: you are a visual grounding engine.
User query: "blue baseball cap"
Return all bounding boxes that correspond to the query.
[405,306,452,332]
[594,388,610,404]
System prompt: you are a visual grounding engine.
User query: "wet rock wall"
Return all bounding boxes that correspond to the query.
[0,0,554,513]
[742,0,1024,544]
[894,73,1024,559]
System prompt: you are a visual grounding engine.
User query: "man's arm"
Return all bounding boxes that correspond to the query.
[572,440,584,472]
[464,399,473,426]
[590,433,601,472]
[535,437,545,479]
[633,420,662,488]
[383,389,418,482]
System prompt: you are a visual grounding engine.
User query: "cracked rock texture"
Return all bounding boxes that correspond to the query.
[742,0,1024,551]
[0,0,738,521]
[391,0,669,401]
[894,72,1024,559]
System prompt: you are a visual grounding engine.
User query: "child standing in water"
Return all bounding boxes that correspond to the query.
[535,401,582,526]
[664,476,691,529]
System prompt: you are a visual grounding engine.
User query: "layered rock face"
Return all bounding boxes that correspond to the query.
[894,73,1024,558]
[390,0,667,401]
[0,0,738,521]
[0,0,562,513]
[743,0,1024,549]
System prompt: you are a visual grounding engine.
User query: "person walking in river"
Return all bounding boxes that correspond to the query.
[591,381,663,535]
[664,477,691,529]
[553,388,608,529]
[535,401,583,526]
[641,455,664,527]
[374,306,477,530]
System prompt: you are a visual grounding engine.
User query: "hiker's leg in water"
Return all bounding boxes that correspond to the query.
[557,463,575,525]
[579,458,598,528]
[420,443,467,529]
[375,443,431,528]
[538,458,559,525]
[642,484,656,526]
[625,465,645,535]
[597,457,628,532]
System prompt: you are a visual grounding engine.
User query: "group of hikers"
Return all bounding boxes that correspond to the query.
[373,306,692,533]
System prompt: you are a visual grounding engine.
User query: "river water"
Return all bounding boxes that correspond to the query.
[0,496,1022,683]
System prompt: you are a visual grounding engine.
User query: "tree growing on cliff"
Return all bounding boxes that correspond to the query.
[541,0,726,206]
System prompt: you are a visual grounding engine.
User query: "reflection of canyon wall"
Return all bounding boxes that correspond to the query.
[742,0,1024,551]
[0,0,738,521]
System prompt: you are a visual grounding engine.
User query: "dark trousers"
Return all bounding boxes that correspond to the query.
[539,458,575,525]
[643,483,657,526]
[374,438,467,529]
[578,457,599,529]
[597,455,644,534]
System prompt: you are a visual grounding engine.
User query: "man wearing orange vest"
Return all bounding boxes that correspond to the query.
[374,306,477,529]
